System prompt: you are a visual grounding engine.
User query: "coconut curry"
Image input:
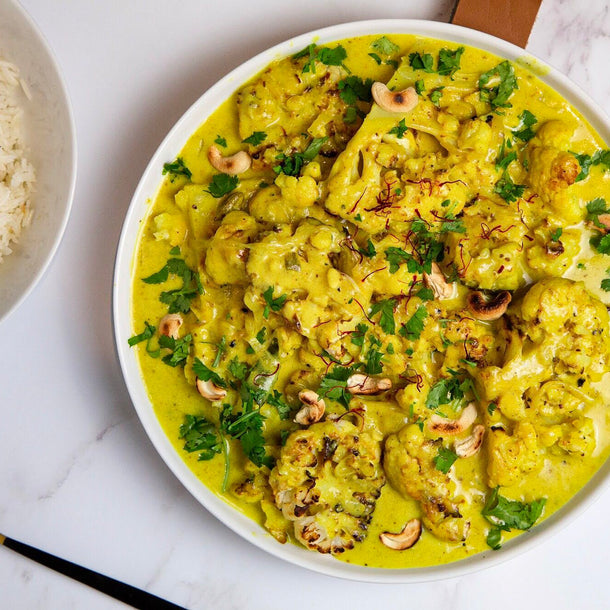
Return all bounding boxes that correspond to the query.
[129,34,610,568]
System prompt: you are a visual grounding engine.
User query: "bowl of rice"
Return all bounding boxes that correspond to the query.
[0,0,76,323]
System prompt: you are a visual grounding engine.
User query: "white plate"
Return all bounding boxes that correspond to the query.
[0,0,77,323]
[113,19,610,582]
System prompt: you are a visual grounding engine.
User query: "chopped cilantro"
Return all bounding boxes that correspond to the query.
[409,51,435,73]
[495,172,525,203]
[415,79,425,95]
[437,46,465,77]
[496,138,517,171]
[293,43,348,73]
[255,327,267,344]
[488,402,498,416]
[371,36,400,55]
[160,333,192,367]
[513,110,537,142]
[399,305,427,341]
[338,76,373,105]
[386,343,395,355]
[389,118,408,139]
[589,232,610,255]
[574,149,610,182]
[267,390,291,420]
[220,402,272,469]
[601,268,610,292]
[212,336,226,368]
[128,321,156,347]
[370,299,396,335]
[193,358,226,388]
[368,52,382,65]
[482,487,546,549]
[262,286,287,318]
[416,286,435,301]
[487,527,503,550]
[242,131,267,146]
[274,137,328,176]
[550,227,563,242]
[434,446,458,473]
[479,61,518,111]
[384,247,412,273]
[358,239,377,258]
[351,323,368,347]
[318,365,359,408]
[214,135,227,148]
[205,174,239,198]
[162,157,192,181]
[228,357,249,381]
[179,414,222,461]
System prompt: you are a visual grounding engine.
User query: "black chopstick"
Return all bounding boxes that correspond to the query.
[0,533,186,609]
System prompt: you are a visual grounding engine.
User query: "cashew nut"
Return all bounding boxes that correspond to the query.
[346,374,392,395]
[454,424,486,458]
[196,378,227,401]
[207,145,251,175]
[371,82,419,114]
[295,390,325,425]
[379,518,422,550]
[159,313,183,339]
[467,290,512,321]
[428,402,478,436]
[423,262,456,300]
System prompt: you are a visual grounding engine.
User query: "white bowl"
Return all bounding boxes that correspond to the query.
[113,19,610,582]
[0,0,77,323]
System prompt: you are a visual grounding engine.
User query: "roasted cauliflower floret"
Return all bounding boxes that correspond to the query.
[487,422,543,487]
[384,424,469,542]
[515,277,610,382]
[269,419,385,554]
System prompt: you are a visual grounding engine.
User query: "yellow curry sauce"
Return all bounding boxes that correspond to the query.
[130,34,610,568]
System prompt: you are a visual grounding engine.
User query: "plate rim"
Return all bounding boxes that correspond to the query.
[112,18,610,583]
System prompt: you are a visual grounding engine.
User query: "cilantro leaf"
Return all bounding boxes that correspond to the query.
[384,247,412,273]
[389,118,408,139]
[267,390,292,420]
[274,137,328,176]
[370,299,396,335]
[487,527,503,550]
[255,327,267,344]
[437,46,465,77]
[364,342,384,375]
[409,52,435,73]
[368,52,382,65]
[425,374,470,409]
[399,305,427,341]
[318,365,358,408]
[358,239,377,258]
[415,79,425,95]
[128,321,156,347]
[262,286,287,318]
[496,139,517,171]
[160,333,192,367]
[371,36,400,55]
[214,135,227,148]
[338,76,373,105]
[589,232,610,255]
[495,172,525,203]
[513,110,537,142]
[434,446,458,473]
[228,357,249,381]
[550,227,563,242]
[206,174,239,198]
[317,45,348,67]
[351,323,368,347]
[193,358,226,388]
[482,487,546,532]
[429,87,444,107]
[162,157,192,181]
[220,403,272,468]
[242,131,267,146]
[179,414,222,460]
[479,61,518,110]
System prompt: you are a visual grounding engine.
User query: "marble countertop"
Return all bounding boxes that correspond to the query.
[1,0,609,608]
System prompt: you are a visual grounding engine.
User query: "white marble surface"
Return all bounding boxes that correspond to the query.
[1,0,609,608]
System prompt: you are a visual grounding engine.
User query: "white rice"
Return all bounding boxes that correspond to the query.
[0,59,35,263]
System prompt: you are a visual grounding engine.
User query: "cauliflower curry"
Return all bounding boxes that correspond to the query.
[129,34,610,568]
